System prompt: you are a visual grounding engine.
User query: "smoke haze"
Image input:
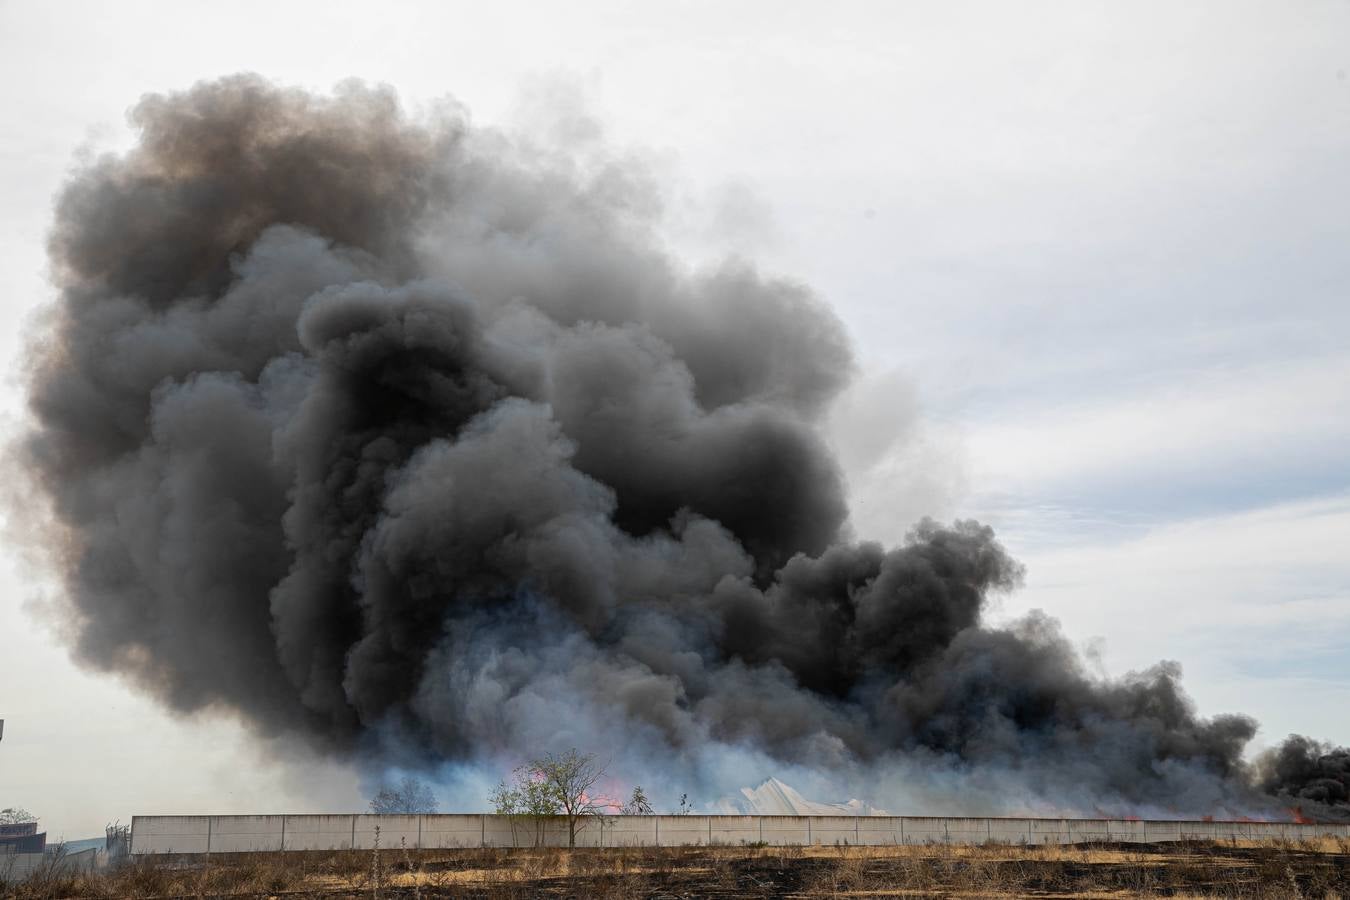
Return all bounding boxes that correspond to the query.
[16,75,1348,821]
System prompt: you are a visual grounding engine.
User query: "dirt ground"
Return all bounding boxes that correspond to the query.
[5,838,1349,899]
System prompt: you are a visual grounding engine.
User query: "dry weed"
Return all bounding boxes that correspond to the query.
[3,837,1347,898]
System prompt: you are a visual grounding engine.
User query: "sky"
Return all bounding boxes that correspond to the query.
[1,0,1348,838]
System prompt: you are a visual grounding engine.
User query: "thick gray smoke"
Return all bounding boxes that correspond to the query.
[18,75,1349,821]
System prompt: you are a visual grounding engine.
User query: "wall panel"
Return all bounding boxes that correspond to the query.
[129,813,1348,854]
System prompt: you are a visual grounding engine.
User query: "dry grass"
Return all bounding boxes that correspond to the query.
[2,837,1347,898]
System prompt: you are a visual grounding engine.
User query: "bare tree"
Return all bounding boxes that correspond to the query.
[490,770,560,848]
[369,776,438,814]
[621,786,653,815]
[528,749,608,848]
[0,808,36,825]
[488,780,524,847]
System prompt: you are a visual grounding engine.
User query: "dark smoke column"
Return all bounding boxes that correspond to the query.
[17,75,1349,821]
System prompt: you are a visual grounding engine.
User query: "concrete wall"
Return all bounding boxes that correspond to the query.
[1,847,102,883]
[130,814,1350,855]
[603,815,657,847]
[421,815,485,850]
[283,814,358,851]
[130,815,211,854]
[209,815,284,853]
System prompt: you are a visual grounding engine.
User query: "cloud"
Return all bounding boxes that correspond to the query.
[962,355,1350,520]
[1001,493,1350,745]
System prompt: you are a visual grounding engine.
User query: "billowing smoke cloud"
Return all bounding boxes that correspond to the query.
[17,75,1349,821]
[1257,738,1350,816]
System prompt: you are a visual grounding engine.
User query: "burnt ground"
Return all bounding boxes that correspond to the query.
[6,839,1349,898]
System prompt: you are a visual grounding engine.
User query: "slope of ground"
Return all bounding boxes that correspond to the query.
[5,838,1349,898]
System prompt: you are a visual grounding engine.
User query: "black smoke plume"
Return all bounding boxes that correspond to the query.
[17,75,1348,821]
[1258,738,1350,817]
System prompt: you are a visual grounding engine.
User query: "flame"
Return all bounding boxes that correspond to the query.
[1288,806,1313,825]
[579,790,625,813]
[579,779,628,813]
